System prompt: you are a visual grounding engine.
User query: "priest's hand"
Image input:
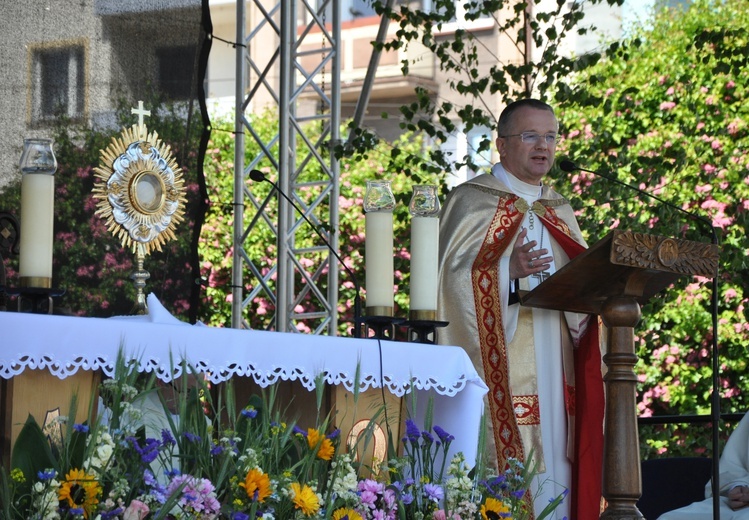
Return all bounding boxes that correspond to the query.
[727,485,749,510]
[510,227,553,280]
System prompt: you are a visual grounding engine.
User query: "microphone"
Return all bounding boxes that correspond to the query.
[249,169,362,338]
[561,158,721,515]
[558,159,718,245]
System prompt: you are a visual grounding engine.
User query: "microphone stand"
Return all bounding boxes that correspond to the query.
[249,170,363,338]
[560,159,721,518]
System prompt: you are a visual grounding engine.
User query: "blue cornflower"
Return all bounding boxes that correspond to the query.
[401,491,415,505]
[233,513,250,520]
[69,507,85,516]
[292,425,306,436]
[73,423,89,433]
[165,468,181,479]
[37,469,56,480]
[327,428,341,439]
[512,489,525,499]
[210,443,224,456]
[241,407,258,419]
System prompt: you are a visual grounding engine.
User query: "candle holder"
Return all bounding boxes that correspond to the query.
[403,310,449,344]
[362,311,404,341]
[3,286,66,314]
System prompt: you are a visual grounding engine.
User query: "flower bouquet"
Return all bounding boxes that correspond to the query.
[0,350,566,520]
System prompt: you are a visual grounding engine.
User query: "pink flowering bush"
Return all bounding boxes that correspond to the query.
[555,0,749,455]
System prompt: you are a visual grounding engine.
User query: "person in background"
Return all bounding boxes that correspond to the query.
[659,412,749,519]
[436,98,605,520]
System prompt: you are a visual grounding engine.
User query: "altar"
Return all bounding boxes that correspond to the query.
[0,295,488,467]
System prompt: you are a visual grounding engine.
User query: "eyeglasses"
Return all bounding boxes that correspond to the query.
[500,132,560,145]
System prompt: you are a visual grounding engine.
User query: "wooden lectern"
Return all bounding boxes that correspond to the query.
[521,229,719,520]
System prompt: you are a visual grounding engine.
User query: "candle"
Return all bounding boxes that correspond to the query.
[18,138,57,288]
[365,211,394,309]
[408,185,440,316]
[410,216,439,311]
[363,180,396,315]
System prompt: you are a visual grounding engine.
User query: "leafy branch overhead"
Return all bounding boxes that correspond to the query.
[335,0,619,174]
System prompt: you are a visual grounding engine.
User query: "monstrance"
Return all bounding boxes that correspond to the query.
[92,102,186,314]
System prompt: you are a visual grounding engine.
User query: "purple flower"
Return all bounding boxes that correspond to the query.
[433,425,454,444]
[166,474,220,517]
[73,423,89,433]
[233,513,250,520]
[293,425,306,436]
[421,430,435,444]
[327,428,341,439]
[161,428,176,446]
[184,432,201,443]
[423,483,444,502]
[512,489,525,499]
[100,508,124,519]
[128,437,161,464]
[404,419,421,443]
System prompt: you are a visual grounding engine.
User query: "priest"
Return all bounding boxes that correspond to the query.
[436,98,605,520]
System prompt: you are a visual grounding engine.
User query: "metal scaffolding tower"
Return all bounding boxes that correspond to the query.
[232,1,341,333]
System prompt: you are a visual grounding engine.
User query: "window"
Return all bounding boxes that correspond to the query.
[31,44,85,123]
[156,46,196,100]
[466,125,493,168]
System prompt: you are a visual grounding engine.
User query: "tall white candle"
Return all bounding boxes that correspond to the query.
[410,216,439,311]
[365,211,394,310]
[19,139,56,288]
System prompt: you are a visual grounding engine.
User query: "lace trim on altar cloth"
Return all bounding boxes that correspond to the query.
[0,353,474,398]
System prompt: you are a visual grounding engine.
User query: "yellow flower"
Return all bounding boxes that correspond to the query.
[10,468,25,483]
[239,468,272,503]
[58,468,101,519]
[307,428,335,461]
[290,482,320,516]
[332,507,364,520]
[480,497,511,520]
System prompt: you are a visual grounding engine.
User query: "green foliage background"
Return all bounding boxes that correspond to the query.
[554,0,749,456]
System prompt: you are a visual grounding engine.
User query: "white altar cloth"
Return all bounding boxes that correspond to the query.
[0,297,488,462]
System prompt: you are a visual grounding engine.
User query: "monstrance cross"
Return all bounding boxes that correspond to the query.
[131,100,151,126]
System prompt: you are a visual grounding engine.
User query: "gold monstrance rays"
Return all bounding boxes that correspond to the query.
[91,105,186,314]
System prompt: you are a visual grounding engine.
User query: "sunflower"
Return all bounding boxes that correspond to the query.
[332,507,364,520]
[290,482,320,516]
[239,467,272,503]
[307,428,335,461]
[58,468,101,518]
[480,496,511,520]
